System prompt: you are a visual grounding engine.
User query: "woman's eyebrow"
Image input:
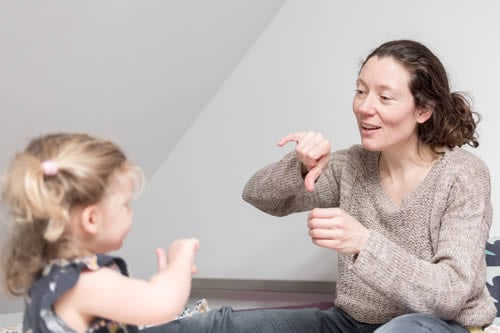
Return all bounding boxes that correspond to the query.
[356,78,398,93]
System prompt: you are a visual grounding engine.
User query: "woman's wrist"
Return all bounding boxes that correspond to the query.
[357,230,370,254]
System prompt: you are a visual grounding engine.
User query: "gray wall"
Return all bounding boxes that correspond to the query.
[2,0,500,314]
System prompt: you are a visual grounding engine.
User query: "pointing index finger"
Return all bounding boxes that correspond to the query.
[277,132,306,147]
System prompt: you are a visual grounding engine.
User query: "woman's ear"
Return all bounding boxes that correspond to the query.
[79,205,100,236]
[416,107,433,124]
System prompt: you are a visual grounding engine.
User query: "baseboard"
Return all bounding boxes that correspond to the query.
[191,278,336,294]
[0,312,22,329]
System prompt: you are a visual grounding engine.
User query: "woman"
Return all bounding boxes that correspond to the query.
[162,40,495,333]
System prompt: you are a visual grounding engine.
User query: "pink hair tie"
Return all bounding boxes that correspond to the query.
[41,160,59,176]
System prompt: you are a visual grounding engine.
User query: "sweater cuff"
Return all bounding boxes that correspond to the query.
[282,151,309,191]
[349,230,386,274]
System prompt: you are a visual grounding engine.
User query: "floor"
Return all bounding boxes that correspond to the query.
[0,290,334,329]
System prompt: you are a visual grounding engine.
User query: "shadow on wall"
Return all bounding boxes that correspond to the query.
[0,294,22,314]
[0,204,23,314]
[0,252,24,313]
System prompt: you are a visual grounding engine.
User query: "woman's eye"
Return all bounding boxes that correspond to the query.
[355,89,365,95]
[380,95,392,101]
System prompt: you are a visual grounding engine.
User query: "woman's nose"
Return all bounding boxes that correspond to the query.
[356,94,376,116]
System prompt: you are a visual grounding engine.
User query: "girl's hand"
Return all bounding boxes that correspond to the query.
[278,131,331,192]
[160,238,200,274]
[307,208,369,255]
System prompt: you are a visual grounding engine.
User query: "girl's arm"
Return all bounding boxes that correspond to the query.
[55,239,199,329]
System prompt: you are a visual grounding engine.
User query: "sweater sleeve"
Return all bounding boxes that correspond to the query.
[350,158,492,320]
[241,150,347,217]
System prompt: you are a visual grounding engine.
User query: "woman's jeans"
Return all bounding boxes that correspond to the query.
[145,306,469,333]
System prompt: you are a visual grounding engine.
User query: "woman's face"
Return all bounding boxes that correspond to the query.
[352,56,430,152]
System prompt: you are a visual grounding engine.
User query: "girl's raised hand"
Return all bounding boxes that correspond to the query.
[278,131,331,192]
[162,238,200,274]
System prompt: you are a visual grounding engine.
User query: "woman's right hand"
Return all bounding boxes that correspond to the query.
[157,238,200,275]
[278,131,331,192]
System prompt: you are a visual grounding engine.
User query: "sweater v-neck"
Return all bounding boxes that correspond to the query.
[365,149,448,211]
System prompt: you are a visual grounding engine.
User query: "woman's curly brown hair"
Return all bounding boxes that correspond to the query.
[361,40,480,151]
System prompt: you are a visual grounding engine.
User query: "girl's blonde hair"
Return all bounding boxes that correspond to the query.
[1,133,144,296]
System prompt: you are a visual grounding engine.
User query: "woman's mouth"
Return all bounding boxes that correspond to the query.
[360,123,381,136]
[361,124,381,131]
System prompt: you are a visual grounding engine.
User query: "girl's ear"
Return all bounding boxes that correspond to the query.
[79,205,100,236]
[416,107,433,124]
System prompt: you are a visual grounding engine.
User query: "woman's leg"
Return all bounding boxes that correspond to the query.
[146,306,372,332]
[374,314,469,333]
[144,307,240,332]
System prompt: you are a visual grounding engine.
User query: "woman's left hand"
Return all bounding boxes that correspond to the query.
[307,208,370,255]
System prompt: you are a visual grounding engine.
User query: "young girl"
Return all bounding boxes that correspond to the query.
[1,133,200,333]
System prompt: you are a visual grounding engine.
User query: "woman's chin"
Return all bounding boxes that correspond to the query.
[360,140,380,152]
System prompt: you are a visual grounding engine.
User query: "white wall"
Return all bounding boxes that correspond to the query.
[122,0,500,282]
[0,0,286,314]
[0,0,285,178]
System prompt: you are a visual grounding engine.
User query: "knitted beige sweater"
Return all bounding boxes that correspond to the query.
[242,145,496,326]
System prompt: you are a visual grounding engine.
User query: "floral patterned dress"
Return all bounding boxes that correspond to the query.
[22,254,139,333]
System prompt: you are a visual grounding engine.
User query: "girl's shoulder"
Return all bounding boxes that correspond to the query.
[23,254,132,333]
[40,254,128,281]
[32,254,129,308]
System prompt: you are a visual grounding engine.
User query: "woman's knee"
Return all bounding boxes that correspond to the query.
[375,313,466,333]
